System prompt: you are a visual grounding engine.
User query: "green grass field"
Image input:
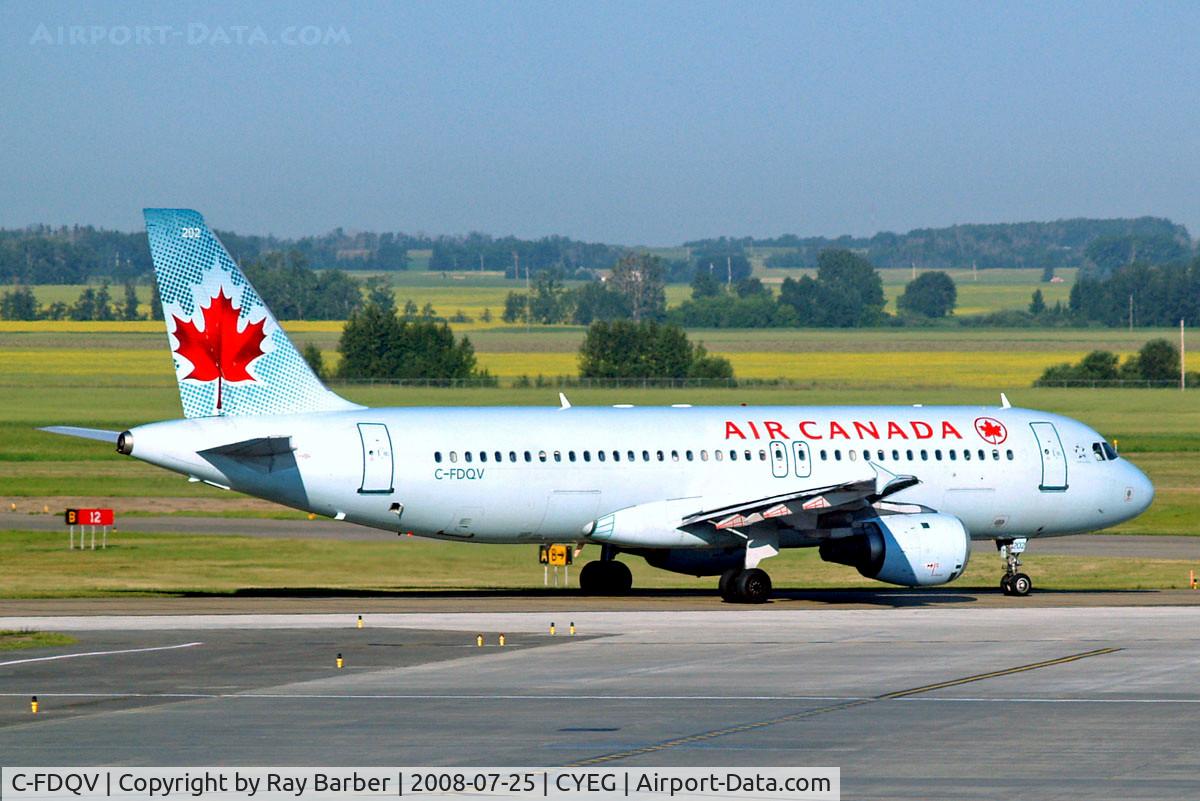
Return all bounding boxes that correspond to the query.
[0,529,1194,598]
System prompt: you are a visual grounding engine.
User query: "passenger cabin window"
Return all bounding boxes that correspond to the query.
[538,450,547,463]
[820,449,828,460]
[906,449,914,460]
[686,450,694,461]
[744,449,752,461]
[671,450,679,462]
[949,450,956,461]
[920,450,928,461]
[583,451,591,462]
[494,451,502,462]
[701,450,709,461]
[934,449,942,461]
[554,450,562,462]
[464,451,473,463]
[642,450,650,462]
[658,450,665,461]
[730,450,738,461]
[891,449,899,461]
[964,449,971,461]
[878,450,886,462]
[450,451,458,463]
[627,450,636,461]
[479,451,487,462]
[523,451,532,462]
[834,450,842,461]
[715,450,724,461]
[509,451,517,462]
[613,450,621,462]
[434,452,442,463]
[977,449,985,460]
[758,449,766,461]
[1006,449,1014,460]
[992,449,1000,460]
[598,451,606,462]
[569,451,577,462]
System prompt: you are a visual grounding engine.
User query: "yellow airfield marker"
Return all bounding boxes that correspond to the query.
[569,621,576,636]
[549,622,556,636]
[356,615,363,629]
[498,633,506,647]
[335,653,344,669]
[31,696,38,714]
[476,634,484,647]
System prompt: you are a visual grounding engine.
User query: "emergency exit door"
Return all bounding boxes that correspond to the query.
[357,423,394,494]
[1030,421,1068,491]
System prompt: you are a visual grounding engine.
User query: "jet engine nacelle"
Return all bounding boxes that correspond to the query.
[582,498,716,549]
[818,512,970,587]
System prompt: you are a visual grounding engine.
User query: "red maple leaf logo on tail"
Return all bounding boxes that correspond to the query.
[172,288,268,410]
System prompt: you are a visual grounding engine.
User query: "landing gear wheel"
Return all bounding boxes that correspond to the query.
[1000,576,1012,594]
[607,560,633,594]
[1008,573,1032,597]
[578,560,633,595]
[719,568,741,602]
[579,561,605,594]
[733,568,772,604]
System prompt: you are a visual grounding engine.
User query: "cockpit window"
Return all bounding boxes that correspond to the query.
[1102,442,1118,460]
[1093,441,1120,461]
[1092,442,1106,461]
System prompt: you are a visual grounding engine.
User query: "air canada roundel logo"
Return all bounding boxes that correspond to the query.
[974,416,1007,445]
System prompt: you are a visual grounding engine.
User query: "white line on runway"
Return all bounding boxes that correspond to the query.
[0,691,1197,704]
[0,642,202,667]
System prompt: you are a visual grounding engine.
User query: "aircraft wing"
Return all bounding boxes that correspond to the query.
[680,465,919,533]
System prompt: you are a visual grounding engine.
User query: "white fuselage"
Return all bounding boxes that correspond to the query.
[125,404,1153,546]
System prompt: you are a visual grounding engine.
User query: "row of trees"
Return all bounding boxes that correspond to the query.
[716,217,1191,270]
[0,283,145,321]
[1036,339,1193,386]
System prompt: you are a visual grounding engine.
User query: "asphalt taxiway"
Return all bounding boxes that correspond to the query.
[1,607,1197,800]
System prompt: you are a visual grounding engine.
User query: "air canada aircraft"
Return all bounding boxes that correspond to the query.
[44,209,1155,602]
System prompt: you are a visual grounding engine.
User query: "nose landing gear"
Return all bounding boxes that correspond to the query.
[996,538,1032,596]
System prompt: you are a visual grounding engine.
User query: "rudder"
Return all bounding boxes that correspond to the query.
[144,208,359,418]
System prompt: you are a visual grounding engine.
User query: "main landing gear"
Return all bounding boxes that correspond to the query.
[718,567,773,604]
[996,537,1032,596]
[579,545,633,595]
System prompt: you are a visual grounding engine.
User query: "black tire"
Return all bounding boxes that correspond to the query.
[734,568,772,604]
[579,561,605,594]
[1009,573,1032,596]
[719,568,742,602]
[1000,576,1012,594]
[606,560,633,594]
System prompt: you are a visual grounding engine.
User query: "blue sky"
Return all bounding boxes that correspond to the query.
[3,1,1199,243]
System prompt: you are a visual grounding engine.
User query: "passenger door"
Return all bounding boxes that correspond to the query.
[357,423,394,494]
[1030,422,1068,491]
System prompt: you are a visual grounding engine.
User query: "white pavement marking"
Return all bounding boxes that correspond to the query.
[0,641,202,667]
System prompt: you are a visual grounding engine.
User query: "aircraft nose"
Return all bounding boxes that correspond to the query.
[1122,461,1154,516]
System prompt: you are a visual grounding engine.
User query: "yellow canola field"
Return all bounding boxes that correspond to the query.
[2,346,1125,390]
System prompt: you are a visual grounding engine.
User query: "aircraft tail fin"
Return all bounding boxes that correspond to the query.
[144,208,360,418]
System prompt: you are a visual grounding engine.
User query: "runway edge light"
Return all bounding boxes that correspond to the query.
[31,695,38,714]
[476,634,484,647]
[570,621,576,635]
[499,633,506,646]
[336,653,344,669]
[549,621,556,636]
[357,614,363,629]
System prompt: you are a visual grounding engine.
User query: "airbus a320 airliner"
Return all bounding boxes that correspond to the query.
[45,209,1155,602]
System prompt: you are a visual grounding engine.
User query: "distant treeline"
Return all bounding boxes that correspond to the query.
[0,225,622,284]
[2,216,1194,286]
[690,217,1192,270]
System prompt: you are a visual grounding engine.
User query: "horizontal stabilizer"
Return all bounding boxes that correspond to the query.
[38,426,120,443]
[198,435,295,474]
